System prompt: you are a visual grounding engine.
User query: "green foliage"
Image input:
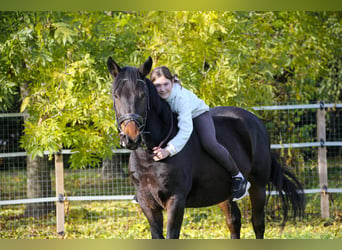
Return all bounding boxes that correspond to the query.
[0,12,121,168]
[1,11,341,168]
[137,11,342,106]
[0,80,18,111]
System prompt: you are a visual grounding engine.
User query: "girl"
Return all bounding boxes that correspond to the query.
[150,66,250,201]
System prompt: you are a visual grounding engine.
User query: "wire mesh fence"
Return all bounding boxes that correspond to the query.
[1,103,341,238]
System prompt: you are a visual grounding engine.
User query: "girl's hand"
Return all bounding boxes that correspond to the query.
[152,147,170,161]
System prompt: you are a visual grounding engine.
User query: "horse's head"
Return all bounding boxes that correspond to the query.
[107,56,153,149]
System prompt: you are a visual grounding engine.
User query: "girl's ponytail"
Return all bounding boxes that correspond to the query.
[173,74,182,87]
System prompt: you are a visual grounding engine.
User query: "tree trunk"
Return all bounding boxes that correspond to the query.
[21,81,55,218]
[24,155,55,217]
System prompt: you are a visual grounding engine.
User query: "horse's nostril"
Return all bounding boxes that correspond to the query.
[119,132,126,140]
[119,133,128,147]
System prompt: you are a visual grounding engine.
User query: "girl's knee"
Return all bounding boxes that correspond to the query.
[201,139,221,152]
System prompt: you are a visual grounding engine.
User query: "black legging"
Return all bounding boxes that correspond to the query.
[193,111,239,176]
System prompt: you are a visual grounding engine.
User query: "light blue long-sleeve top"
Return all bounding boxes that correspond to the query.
[164,83,209,156]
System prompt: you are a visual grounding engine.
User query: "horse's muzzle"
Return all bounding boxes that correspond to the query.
[118,119,141,148]
[120,132,141,150]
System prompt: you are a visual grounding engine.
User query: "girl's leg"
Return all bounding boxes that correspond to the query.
[193,111,250,201]
[193,111,239,175]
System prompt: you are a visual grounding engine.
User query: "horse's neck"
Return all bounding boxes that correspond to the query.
[144,80,176,149]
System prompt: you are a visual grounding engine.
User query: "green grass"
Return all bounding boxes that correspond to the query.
[1,201,341,239]
[1,162,341,239]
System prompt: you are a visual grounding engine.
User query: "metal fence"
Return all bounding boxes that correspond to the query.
[1,102,341,238]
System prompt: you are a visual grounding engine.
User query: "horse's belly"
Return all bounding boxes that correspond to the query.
[185,166,232,208]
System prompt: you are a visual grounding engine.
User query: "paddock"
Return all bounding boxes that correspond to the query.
[1,103,342,238]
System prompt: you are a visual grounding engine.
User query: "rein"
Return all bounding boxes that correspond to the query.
[157,109,174,148]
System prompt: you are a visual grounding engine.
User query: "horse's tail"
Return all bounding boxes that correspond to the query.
[269,153,306,224]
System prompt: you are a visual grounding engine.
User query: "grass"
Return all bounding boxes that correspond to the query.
[1,201,342,239]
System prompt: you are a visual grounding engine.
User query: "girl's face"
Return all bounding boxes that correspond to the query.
[152,75,173,100]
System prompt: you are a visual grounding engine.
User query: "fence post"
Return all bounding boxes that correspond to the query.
[55,152,65,236]
[317,102,330,218]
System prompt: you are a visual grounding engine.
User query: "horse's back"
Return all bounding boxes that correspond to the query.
[210,106,267,136]
[210,106,271,160]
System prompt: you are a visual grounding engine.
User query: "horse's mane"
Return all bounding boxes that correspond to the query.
[144,78,178,148]
[145,78,173,119]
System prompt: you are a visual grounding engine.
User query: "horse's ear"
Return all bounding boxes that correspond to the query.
[107,56,121,78]
[138,56,153,77]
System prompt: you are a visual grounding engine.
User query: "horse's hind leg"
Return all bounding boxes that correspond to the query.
[218,200,241,239]
[249,185,266,239]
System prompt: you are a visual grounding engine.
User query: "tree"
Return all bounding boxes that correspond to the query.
[0,11,121,217]
[135,11,342,106]
[0,12,122,167]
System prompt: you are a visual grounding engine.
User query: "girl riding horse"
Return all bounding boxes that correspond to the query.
[150,66,250,201]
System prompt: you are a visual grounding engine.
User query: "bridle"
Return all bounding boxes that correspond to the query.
[113,77,174,149]
[113,79,149,141]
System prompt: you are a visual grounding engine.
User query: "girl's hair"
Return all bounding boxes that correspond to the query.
[150,66,181,85]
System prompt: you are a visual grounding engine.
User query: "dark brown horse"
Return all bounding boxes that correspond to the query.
[107,56,305,239]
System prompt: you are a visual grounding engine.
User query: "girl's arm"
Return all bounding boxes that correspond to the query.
[164,95,193,156]
[153,97,193,161]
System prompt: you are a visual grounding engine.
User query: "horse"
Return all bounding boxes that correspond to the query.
[107,56,305,239]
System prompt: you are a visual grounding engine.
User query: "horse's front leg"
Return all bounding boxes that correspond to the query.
[165,194,186,239]
[139,201,164,239]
